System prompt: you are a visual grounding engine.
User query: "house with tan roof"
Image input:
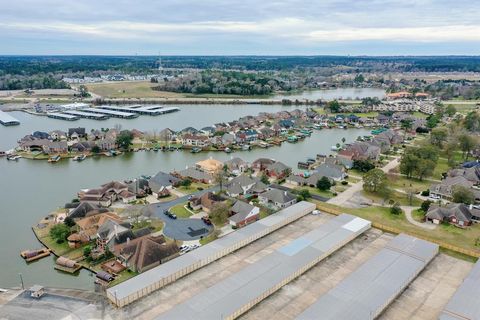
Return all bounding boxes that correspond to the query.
[195,158,224,174]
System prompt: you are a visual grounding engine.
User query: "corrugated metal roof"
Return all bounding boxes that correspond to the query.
[107,201,316,303]
[297,234,439,320]
[440,260,480,320]
[156,214,371,320]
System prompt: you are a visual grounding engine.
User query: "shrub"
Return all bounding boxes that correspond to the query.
[390,203,402,215]
[341,181,348,185]
[421,189,430,196]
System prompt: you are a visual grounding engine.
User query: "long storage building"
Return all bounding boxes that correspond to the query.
[0,110,20,126]
[107,201,316,307]
[156,214,371,320]
[440,260,480,320]
[297,234,439,320]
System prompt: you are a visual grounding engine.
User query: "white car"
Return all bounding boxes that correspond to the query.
[311,210,321,215]
[429,194,440,200]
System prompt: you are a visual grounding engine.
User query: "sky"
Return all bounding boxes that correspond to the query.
[1,0,479,55]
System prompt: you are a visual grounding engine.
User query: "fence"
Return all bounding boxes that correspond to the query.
[315,203,480,259]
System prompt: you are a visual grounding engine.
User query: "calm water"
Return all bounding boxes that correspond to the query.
[273,87,385,101]
[0,103,370,290]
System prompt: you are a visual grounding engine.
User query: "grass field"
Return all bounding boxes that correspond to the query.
[314,200,480,257]
[177,182,210,194]
[169,202,194,218]
[86,81,186,98]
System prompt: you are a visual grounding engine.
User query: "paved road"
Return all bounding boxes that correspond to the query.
[327,157,399,206]
[271,184,329,202]
[142,186,219,241]
[401,206,436,230]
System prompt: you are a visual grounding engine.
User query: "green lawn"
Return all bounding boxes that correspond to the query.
[433,157,452,180]
[314,201,480,257]
[169,202,194,218]
[362,190,423,207]
[300,186,334,199]
[177,182,210,194]
[412,209,425,222]
[108,269,139,287]
[387,175,432,192]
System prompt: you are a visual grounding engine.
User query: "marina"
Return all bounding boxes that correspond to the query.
[0,110,20,126]
[63,110,110,120]
[85,108,139,119]
[99,105,180,116]
[47,112,80,121]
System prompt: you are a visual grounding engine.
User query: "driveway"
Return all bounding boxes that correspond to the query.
[271,184,329,202]
[142,186,219,241]
[402,206,436,230]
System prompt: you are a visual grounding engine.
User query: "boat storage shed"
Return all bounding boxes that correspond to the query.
[440,260,480,320]
[297,234,439,320]
[107,201,316,307]
[156,214,371,320]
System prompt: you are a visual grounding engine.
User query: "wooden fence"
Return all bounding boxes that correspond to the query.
[315,203,480,259]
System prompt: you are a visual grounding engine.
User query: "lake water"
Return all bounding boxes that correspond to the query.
[0,103,370,290]
[273,87,385,101]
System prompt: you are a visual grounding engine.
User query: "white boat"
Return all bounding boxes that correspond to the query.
[6,155,21,161]
[73,154,86,161]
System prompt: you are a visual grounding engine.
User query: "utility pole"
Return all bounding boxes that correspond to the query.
[18,273,24,290]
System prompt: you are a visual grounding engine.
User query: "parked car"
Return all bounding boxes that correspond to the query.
[311,210,321,215]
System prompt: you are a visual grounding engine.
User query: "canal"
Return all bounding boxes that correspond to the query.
[0,103,371,290]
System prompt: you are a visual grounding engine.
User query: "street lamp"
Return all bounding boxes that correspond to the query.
[18,273,24,290]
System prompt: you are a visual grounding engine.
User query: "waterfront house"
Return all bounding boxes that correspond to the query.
[229,201,260,228]
[159,128,176,142]
[75,212,123,241]
[225,175,257,197]
[221,133,236,146]
[224,157,248,176]
[252,158,276,172]
[43,141,68,154]
[190,192,226,213]
[67,202,108,219]
[32,131,50,140]
[49,130,67,141]
[196,158,224,174]
[78,181,129,207]
[265,161,291,179]
[149,171,181,196]
[314,163,346,181]
[96,220,133,252]
[96,138,116,151]
[178,134,210,147]
[115,235,179,273]
[200,126,216,136]
[175,167,214,184]
[119,190,136,203]
[258,188,296,209]
[70,141,96,153]
[68,127,86,138]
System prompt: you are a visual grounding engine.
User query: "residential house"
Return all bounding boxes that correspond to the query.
[426,203,480,227]
[195,158,224,174]
[75,212,122,241]
[430,176,475,200]
[68,127,86,138]
[221,133,236,146]
[67,202,108,220]
[49,130,67,141]
[258,188,297,209]
[224,157,248,176]
[174,167,214,184]
[252,158,276,172]
[149,171,181,197]
[225,175,257,197]
[190,192,226,213]
[229,201,260,228]
[115,235,179,273]
[265,161,291,179]
[78,181,129,207]
[179,134,210,148]
[449,167,480,185]
[314,163,346,182]
[96,138,116,151]
[159,128,176,142]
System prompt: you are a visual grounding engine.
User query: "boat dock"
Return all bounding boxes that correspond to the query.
[99,105,180,116]
[85,108,139,119]
[63,110,109,120]
[0,110,20,126]
[20,248,51,262]
[47,112,80,121]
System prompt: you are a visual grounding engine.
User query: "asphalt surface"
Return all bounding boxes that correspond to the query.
[271,184,329,202]
[143,186,219,241]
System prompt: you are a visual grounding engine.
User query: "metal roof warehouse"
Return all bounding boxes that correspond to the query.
[85,108,139,119]
[297,234,439,320]
[156,214,371,320]
[0,110,20,126]
[107,201,316,307]
[63,110,109,120]
[440,260,480,320]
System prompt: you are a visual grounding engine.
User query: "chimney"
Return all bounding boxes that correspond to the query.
[470,204,473,210]
[284,191,287,196]
[114,224,118,237]
[127,237,130,244]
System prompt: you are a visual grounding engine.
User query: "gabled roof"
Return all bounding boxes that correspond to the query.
[229,201,258,223]
[149,171,181,192]
[260,188,296,204]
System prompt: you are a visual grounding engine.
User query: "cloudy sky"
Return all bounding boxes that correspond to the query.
[1,0,479,55]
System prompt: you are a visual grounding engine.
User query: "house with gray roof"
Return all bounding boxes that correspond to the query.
[430,176,475,200]
[265,161,291,179]
[258,188,296,209]
[224,157,248,175]
[228,201,260,228]
[175,167,214,184]
[149,171,181,196]
[314,163,346,181]
[426,203,480,227]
